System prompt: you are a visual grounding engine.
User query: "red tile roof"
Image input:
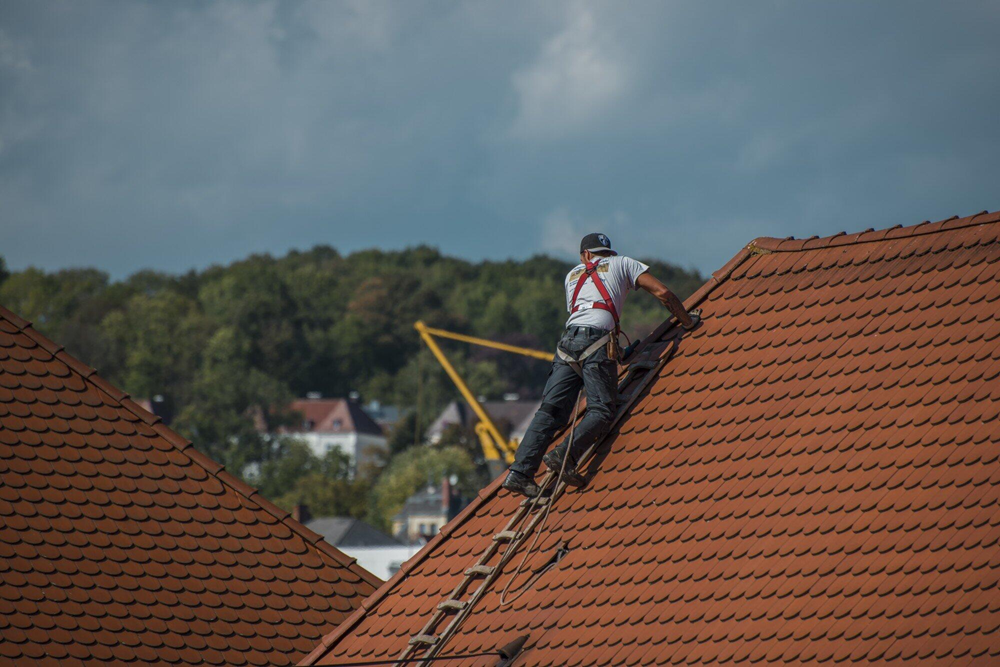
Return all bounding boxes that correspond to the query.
[0,305,381,666]
[283,399,384,437]
[302,211,1000,666]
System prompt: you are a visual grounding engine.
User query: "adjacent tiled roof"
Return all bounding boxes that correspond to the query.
[284,398,384,436]
[302,211,1000,666]
[0,305,381,666]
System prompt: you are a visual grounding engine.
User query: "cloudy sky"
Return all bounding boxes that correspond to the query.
[2,1,998,277]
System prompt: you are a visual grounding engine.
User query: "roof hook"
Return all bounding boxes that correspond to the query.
[497,634,529,666]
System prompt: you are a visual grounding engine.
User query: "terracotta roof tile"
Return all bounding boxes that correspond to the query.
[301,211,1000,666]
[0,305,380,665]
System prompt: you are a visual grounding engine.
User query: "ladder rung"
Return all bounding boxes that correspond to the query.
[520,495,550,508]
[409,634,438,646]
[493,530,519,542]
[437,600,467,612]
[465,565,495,577]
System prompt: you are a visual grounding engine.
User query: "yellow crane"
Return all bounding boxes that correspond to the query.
[414,321,550,467]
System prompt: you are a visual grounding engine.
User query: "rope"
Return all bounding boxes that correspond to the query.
[498,388,582,607]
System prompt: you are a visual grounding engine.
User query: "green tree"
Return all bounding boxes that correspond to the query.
[252,438,319,500]
[387,411,421,456]
[101,290,210,403]
[199,257,307,386]
[172,326,293,472]
[368,445,479,531]
[273,448,370,519]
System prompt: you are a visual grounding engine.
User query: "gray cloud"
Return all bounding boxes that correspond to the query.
[1,0,998,277]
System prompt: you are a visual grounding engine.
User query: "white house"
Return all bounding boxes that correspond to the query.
[294,508,423,581]
[281,397,387,473]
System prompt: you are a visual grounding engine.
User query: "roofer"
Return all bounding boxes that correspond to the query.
[502,233,700,498]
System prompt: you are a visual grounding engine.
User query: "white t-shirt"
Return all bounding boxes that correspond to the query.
[564,255,650,330]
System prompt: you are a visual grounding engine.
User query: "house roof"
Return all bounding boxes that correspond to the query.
[391,486,445,522]
[425,399,540,440]
[305,518,401,548]
[284,398,384,436]
[301,210,1000,666]
[390,482,466,529]
[0,305,381,666]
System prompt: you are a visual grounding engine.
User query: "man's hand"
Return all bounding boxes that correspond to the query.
[682,309,701,331]
[636,272,697,328]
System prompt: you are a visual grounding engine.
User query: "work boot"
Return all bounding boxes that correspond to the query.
[502,470,541,498]
[542,447,566,473]
[543,448,587,488]
[542,446,568,472]
[558,466,587,488]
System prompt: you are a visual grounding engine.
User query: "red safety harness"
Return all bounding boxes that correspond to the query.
[570,259,619,325]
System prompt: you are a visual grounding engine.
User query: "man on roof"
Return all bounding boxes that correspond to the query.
[502,233,700,498]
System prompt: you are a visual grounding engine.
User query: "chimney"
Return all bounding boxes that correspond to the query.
[441,476,451,515]
[292,504,311,525]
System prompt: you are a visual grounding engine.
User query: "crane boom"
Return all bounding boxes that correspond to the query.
[416,324,552,361]
[414,321,550,466]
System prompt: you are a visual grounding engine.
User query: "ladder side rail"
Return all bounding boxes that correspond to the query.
[423,475,570,661]
[394,496,541,665]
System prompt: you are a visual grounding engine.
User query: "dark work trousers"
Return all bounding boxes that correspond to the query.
[510,325,618,478]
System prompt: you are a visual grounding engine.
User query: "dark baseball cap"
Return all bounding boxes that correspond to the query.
[580,233,617,255]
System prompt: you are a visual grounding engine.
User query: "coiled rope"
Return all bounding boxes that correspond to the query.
[498,387,583,606]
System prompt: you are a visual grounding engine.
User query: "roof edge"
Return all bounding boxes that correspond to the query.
[0,304,382,593]
[297,244,763,665]
[751,210,998,253]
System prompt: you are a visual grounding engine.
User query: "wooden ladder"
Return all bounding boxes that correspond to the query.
[395,336,677,665]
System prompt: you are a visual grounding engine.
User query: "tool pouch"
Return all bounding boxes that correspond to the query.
[606,326,622,362]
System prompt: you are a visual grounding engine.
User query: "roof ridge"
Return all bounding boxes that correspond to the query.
[750,209,998,253]
[0,304,382,591]
[298,245,762,666]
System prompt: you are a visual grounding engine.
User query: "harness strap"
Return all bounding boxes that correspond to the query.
[556,332,610,376]
[570,260,619,324]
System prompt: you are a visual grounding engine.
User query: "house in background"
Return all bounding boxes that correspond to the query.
[424,398,539,446]
[391,476,467,543]
[293,506,422,580]
[362,398,402,434]
[279,396,387,473]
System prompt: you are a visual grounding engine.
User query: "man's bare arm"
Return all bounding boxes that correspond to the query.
[636,272,696,329]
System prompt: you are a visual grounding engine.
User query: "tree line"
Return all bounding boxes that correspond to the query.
[0,249,702,531]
